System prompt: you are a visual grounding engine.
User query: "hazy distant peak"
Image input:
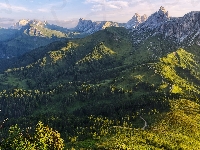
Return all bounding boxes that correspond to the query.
[10,19,48,29]
[74,18,123,33]
[18,19,29,26]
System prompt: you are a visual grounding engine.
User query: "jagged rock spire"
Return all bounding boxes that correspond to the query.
[138,6,170,30]
[125,13,147,29]
[74,18,122,33]
[141,14,148,22]
[159,6,166,13]
[158,6,169,18]
[135,6,200,43]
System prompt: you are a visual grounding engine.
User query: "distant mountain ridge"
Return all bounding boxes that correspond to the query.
[2,7,200,59]
[10,19,69,35]
[5,6,200,41]
[73,18,125,34]
[73,15,148,33]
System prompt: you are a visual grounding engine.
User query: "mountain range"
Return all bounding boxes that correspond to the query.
[0,6,200,149]
[0,18,125,59]
[1,6,200,59]
[137,6,200,44]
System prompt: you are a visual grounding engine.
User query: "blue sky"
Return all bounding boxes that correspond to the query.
[0,0,200,28]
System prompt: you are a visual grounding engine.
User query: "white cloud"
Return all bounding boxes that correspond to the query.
[12,6,31,12]
[37,8,49,13]
[0,2,31,12]
[85,0,129,11]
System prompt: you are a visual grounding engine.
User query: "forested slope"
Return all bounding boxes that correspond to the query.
[0,26,200,149]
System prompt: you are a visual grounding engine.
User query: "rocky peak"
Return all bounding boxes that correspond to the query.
[159,6,166,13]
[161,11,200,42]
[141,14,148,22]
[125,13,147,29]
[28,20,46,26]
[10,19,29,29]
[133,7,200,44]
[74,18,94,32]
[134,13,141,20]
[10,19,48,30]
[74,18,123,34]
[158,6,169,19]
[18,19,29,26]
[138,6,170,30]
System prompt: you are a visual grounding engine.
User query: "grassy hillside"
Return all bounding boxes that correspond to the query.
[0,26,200,149]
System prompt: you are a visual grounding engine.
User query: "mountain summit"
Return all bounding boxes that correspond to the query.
[74,18,123,34]
[136,7,200,43]
[159,6,168,14]
[139,6,170,30]
[10,19,47,30]
[125,13,147,29]
[74,18,94,32]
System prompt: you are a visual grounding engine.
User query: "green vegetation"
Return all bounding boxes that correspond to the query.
[73,99,200,149]
[26,24,67,38]
[1,121,64,149]
[0,26,200,149]
[76,42,115,64]
[154,49,200,94]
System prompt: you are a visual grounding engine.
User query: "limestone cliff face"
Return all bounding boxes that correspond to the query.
[160,11,200,42]
[134,6,200,43]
